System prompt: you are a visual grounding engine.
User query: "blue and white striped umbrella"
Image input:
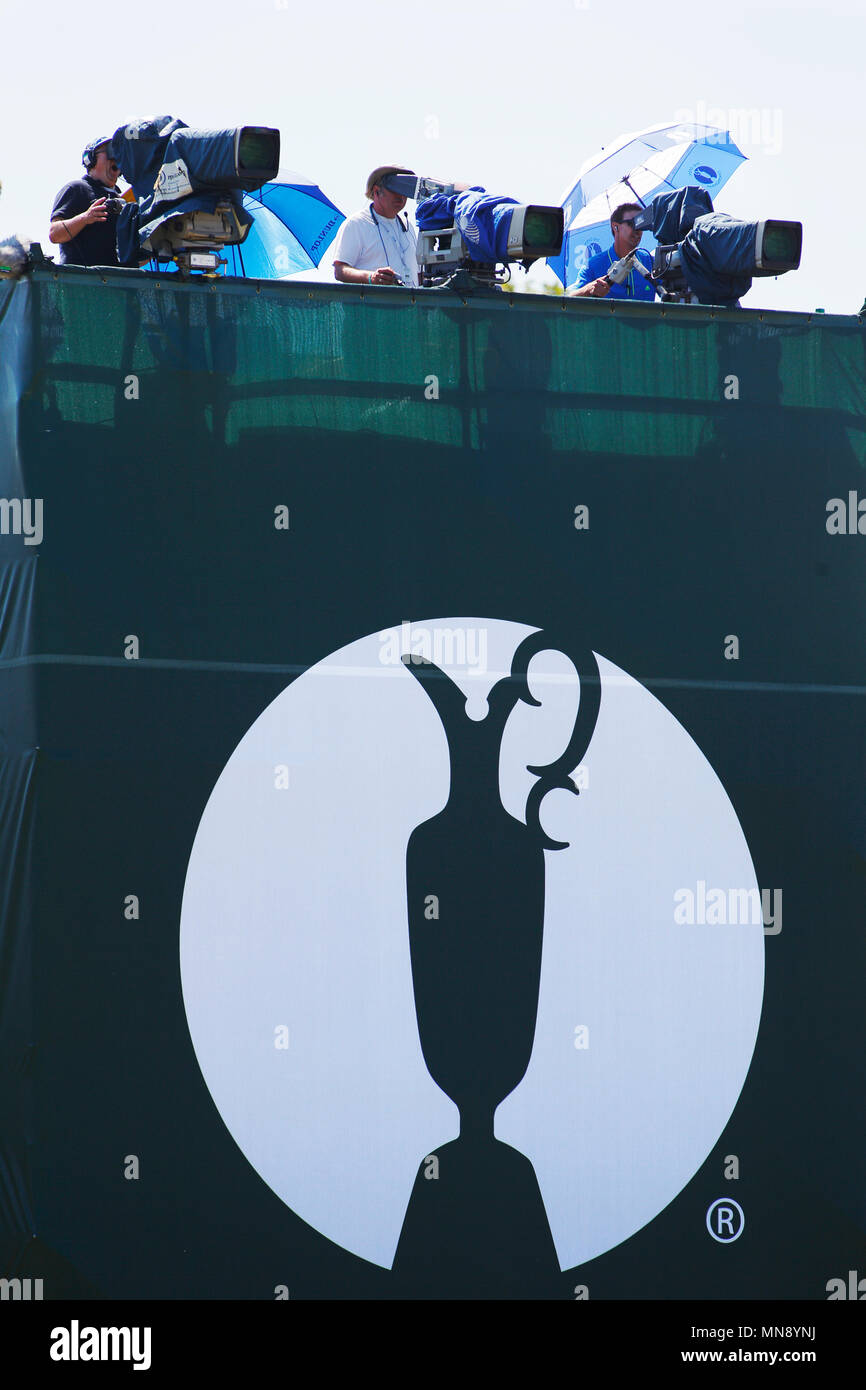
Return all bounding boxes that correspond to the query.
[548,122,747,288]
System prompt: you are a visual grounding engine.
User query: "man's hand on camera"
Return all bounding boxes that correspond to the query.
[333,262,404,286]
[606,252,636,285]
[567,277,611,298]
[86,198,109,224]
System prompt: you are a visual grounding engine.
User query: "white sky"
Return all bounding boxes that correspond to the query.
[1,0,863,313]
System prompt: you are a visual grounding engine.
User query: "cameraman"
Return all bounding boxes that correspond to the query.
[333,165,418,287]
[49,137,124,266]
[569,203,654,300]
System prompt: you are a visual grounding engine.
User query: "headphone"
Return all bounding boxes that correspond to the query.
[82,138,114,172]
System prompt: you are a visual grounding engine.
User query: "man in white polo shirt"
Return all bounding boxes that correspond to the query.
[333,165,419,287]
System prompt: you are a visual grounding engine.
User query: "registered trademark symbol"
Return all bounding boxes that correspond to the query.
[706,1197,745,1242]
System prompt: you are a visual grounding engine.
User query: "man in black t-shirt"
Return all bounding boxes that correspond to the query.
[49,137,124,266]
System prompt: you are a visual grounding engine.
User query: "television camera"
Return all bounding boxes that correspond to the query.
[380,173,564,289]
[626,188,802,306]
[111,117,280,273]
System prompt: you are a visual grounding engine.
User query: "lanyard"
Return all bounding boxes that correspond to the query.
[610,246,638,297]
[370,203,411,268]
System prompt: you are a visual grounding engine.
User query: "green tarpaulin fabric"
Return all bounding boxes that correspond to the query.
[1,266,864,1298]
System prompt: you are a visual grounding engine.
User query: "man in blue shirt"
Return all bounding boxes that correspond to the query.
[569,202,654,300]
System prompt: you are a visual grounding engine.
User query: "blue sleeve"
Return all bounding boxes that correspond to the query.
[574,253,596,288]
[575,249,608,288]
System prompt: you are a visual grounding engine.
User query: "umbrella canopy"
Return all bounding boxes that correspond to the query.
[548,122,747,288]
[224,172,344,277]
[147,170,344,278]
